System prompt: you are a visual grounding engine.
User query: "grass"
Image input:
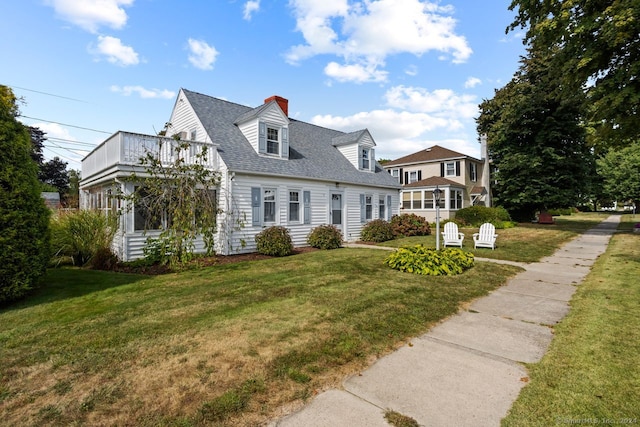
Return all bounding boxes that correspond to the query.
[0,248,521,426]
[502,213,640,425]
[381,212,611,262]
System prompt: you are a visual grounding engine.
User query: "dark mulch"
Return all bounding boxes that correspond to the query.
[112,247,319,275]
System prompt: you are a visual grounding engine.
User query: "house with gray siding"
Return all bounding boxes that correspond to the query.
[80,89,401,260]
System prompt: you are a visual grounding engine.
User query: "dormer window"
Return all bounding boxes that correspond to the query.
[361,148,370,170]
[258,121,289,159]
[267,127,279,155]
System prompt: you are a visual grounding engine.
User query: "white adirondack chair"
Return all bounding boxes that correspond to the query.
[473,222,498,249]
[442,222,464,247]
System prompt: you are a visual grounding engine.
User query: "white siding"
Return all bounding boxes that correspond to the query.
[167,90,211,144]
[337,144,359,169]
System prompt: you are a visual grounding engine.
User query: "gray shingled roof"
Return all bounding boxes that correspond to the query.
[183,89,401,189]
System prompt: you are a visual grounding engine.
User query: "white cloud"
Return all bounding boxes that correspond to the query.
[45,0,134,33]
[324,61,388,83]
[243,0,260,20]
[384,85,478,119]
[464,77,482,88]
[286,0,472,83]
[33,122,74,141]
[92,35,139,66]
[187,38,219,70]
[110,85,176,99]
[310,84,484,160]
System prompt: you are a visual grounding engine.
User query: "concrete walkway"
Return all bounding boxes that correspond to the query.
[271,215,621,427]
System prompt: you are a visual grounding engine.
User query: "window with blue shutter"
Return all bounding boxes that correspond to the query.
[281,127,289,159]
[251,187,261,226]
[258,122,266,154]
[303,190,311,224]
[369,148,375,171]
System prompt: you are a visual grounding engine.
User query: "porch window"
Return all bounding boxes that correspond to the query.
[450,189,463,210]
[134,187,162,231]
[424,191,434,209]
[411,191,421,209]
[402,192,412,210]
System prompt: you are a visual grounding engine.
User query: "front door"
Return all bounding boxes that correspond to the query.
[331,193,343,232]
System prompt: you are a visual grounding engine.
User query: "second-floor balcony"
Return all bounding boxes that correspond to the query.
[82,131,218,183]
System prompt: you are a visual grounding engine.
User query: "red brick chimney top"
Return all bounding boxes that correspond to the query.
[264,95,288,117]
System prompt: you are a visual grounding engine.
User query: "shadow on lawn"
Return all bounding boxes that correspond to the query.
[0,268,147,312]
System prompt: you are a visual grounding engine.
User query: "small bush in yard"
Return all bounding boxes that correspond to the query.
[384,245,474,276]
[454,206,511,227]
[307,224,343,249]
[361,219,394,242]
[390,213,431,237]
[255,226,293,256]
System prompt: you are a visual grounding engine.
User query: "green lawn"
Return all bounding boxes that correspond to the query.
[503,213,640,425]
[1,212,634,426]
[381,212,611,262]
[0,248,520,427]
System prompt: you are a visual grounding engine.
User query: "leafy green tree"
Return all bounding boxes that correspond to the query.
[597,141,640,210]
[39,156,70,195]
[0,85,50,304]
[477,48,594,221]
[126,125,221,267]
[508,0,640,147]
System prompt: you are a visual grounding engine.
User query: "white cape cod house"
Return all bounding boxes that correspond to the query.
[80,89,401,260]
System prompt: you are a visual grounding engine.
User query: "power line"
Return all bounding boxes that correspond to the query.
[47,137,97,148]
[20,115,112,134]
[8,84,89,104]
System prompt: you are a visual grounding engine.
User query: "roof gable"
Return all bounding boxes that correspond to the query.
[182,89,399,189]
[385,145,475,167]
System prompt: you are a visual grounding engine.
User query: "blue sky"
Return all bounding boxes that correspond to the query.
[2,0,526,171]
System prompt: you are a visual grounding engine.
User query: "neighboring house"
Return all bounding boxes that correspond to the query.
[80,89,401,261]
[41,192,61,209]
[382,142,491,222]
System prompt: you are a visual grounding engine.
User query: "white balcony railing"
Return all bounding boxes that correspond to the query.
[82,131,218,180]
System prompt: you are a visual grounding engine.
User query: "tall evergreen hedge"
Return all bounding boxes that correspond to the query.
[0,86,51,304]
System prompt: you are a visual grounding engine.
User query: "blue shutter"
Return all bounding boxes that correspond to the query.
[303,190,311,224]
[251,187,261,226]
[387,195,392,221]
[360,194,366,223]
[369,148,375,171]
[281,127,289,159]
[258,122,266,154]
[358,147,363,169]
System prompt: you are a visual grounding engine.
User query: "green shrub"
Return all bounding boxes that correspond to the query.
[142,237,174,266]
[390,214,431,237]
[384,245,474,276]
[255,226,293,256]
[50,210,118,267]
[307,224,343,249]
[361,219,394,242]
[454,206,511,227]
[547,208,573,216]
[1,86,51,304]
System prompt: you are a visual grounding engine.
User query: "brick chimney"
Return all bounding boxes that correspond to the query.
[264,95,288,117]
